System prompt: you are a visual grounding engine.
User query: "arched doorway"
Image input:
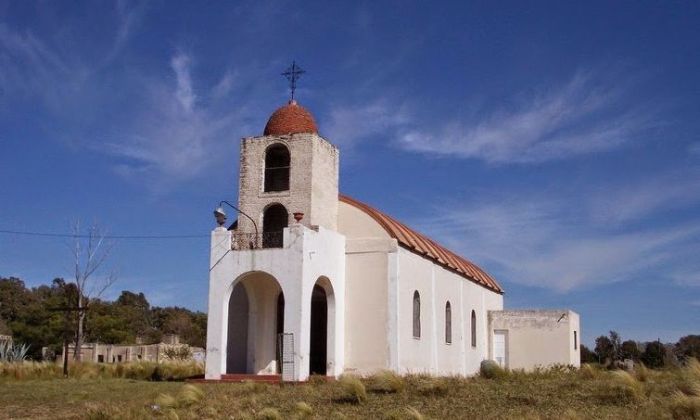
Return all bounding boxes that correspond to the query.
[262,204,288,248]
[227,282,249,373]
[226,272,284,374]
[276,292,285,373]
[309,284,327,375]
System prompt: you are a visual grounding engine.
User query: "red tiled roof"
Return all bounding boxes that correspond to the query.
[264,100,318,136]
[340,195,504,294]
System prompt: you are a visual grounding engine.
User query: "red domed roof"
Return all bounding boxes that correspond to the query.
[264,100,318,136]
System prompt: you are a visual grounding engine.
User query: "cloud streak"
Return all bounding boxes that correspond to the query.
[398,71,654,163]
[415,175,700,292]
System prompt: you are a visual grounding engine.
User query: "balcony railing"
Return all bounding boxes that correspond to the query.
[231,231,284,250]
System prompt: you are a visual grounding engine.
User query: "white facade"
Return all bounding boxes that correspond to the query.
[204,101,581,381]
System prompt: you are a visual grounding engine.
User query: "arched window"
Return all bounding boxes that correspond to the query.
[445,301,452,344]
[264,144,290,192]
[412,291,421,339]
[470,310,477,348]
[262,204,288,248]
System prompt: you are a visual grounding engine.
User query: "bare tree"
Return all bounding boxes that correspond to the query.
[70,221,117,361]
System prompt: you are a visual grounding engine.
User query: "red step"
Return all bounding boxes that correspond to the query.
[220,373,281,383]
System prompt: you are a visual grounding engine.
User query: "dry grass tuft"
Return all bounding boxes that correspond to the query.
[634,362,651,382]
[578,363,599,380]
[383,406,425,420]
[409,375,450,397]
[667,390,700,419]
[686,358,700,379]
[337,375,367,404]
[0,360,203,381]
[178,384,204,407]
[369,370,406,394]
[610,370,644,402]
[241,380,270,393]
[155,392,178,409]
[294,401,314,418]
[480,360,508,379]
[257,407,283,420]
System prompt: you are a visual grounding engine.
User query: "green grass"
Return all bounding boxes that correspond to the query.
[1,362,699,419]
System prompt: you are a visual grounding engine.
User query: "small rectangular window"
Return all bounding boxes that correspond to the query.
[97,355,104,363]
[574,331,578,350]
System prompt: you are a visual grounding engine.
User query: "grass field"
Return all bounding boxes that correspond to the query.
[1,362,699,419]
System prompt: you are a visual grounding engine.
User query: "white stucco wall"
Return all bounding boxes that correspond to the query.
[205,224,345,381]
[395,248,504,376]
[488,310,581,370]
[338,201,393,375]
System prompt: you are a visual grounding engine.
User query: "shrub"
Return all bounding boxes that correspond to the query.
[257,407,282,420]
[337,375,367,404]
[480,360,508,380]
[0,341,30,362]
[369,370,406,394]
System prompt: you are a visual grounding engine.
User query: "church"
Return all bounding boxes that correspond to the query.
[205,82,580,381]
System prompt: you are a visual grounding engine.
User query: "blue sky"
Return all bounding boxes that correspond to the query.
[1,1,699,346]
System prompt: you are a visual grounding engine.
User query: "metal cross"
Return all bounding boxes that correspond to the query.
[281,61,305,101]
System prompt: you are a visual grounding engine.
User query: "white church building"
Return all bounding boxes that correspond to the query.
[205,98,580,381]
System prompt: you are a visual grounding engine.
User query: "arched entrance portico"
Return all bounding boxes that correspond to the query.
[309,276,335,376]
[226,271,284,374]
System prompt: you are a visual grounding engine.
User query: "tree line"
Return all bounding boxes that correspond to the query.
[0,276,206,360]
[580,330,700,368]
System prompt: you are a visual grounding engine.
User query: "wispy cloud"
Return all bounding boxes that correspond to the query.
[104,51,244,183]
[587,168,700,224]
[323,100,410,147]
[395,71,654,164]
[321,70,655,164]
[171,52,196,112]
[415,176,700,292]
[0,18,256,189]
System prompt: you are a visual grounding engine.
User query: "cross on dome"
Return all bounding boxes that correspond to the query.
[281,60,305,101]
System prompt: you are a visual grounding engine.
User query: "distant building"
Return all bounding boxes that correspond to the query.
[58,335,204,364]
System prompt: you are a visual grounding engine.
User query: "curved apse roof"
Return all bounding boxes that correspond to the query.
[340,195,504,294]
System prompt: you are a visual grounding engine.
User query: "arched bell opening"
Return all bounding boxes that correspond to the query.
[264,143,290,192]
[262,204,288,248]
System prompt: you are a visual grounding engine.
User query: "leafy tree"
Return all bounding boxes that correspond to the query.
[621,340,641,361]
[609,331,622,361]
[674,335,700,361]
[0,317,9,335]
[641,341,666,368]
[594,335,614,364]
[0,276,207,358]
[580,344,597,364]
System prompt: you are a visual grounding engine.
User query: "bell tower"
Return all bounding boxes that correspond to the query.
[235,99,339,241]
